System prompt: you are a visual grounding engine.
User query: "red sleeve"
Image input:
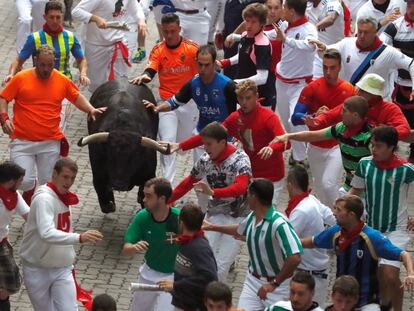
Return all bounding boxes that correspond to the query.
[382,104,411,139]
[179,134,203,151]
[267,113,291,152]
[168,175,201,204]
[212,173,249,198]
[298,84,313,105]
[312,104,343,129]
[222,113,239,138]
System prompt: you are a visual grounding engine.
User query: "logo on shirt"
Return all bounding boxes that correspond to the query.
[295,33,300,40]
[165,232,177,244]
[370,59,376,66]
[196,87,201,96]
[346,55,351,63]
[212,89,220,98]
[357,249,364,258]
[180,52,185,62]
[387,175,396,185]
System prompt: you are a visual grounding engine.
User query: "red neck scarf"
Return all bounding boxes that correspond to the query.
[47,182,79,207]
[285,16,308,33]
[356,36,382,52]
[285,189,311,217]
[176,229,205,245]
[343,120,366,139]
[338,220,365,252]
[214,144,237,165]
[0,185,18,211]
[405,14,414,28]
[374,153,407,170]
[43,23,63,37]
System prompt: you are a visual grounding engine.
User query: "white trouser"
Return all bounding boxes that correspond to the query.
[85,41,130,93]
[60,98,72,133]
[205,214,243,282]
[176,10,211,45]
[206,0,225,42]
[159,101,199,183]
[15,0,48,53]
[272,180,284,210]
[130,263,174,311]
[153,5,166,24]
[238,272,290,310]
[23,265,77,311]
[10,139,60,191]
[276,79,308,161]
[379,230,410,268]
[313,275,328,306]
[193,144,209,212]
[307,144,343,208]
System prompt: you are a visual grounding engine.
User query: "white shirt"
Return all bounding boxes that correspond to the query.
[329,37,414,97]
[20,185,80,268]
[72,0,144,45]
[356,0,406,34]
[266,300,324,311]
[343,0,368,21]
[0,192,29,241]
[289,195,335,271]
[170,0,208,11]
[307,0,345,45]
[271,21,318,80]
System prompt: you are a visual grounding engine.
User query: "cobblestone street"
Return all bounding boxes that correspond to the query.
[0,1,413,310]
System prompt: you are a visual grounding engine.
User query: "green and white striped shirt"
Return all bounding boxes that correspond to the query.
[351,156,414,232]
[265,300,323,311]
[237,206,303,277]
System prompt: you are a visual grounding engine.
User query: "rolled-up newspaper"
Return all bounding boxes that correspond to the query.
[129,283,162,292]
[106,21,130,31]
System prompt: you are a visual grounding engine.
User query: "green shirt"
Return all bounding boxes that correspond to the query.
[325,122,372,190]
[124,207,180,273]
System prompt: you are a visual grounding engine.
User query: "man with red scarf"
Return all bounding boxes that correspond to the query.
[349,126,414,311]
[381,0,414,161]
[301,194,414,311]
[158,202,218,311]
[285,166,335,305]
[309,15,414,100]
[0,161,29,311]
[19,158,103,311]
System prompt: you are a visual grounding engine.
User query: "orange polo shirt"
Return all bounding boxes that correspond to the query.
[146,38,198,100]
[0,68,80,141]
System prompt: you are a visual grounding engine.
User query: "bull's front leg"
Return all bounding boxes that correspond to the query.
[93,178,116,213]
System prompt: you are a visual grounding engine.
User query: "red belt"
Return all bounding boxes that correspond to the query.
[251,271,277,282]
[109,41,131,81]
[275,71,313,84]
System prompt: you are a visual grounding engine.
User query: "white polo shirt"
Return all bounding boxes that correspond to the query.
[329,37,414,97]
[356,0,406,34]
[0,192,29,241]
[307,0,345,45]
[268,20,317,81]
[288,195,335,271]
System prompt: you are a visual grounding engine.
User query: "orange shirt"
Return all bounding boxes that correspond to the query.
[299,77,355,148]
[146,38,198,100]
[0,68,80,141]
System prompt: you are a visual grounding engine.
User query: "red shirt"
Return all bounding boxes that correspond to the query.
[299,77,355,148]
[180,105,290,182]
[313,98,411,139]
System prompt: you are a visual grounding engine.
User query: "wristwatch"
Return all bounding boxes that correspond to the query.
[271,278,281,287]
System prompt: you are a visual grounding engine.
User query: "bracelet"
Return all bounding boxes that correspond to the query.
[0,112,10,126]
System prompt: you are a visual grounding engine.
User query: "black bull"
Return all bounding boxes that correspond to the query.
[77,80,169,213]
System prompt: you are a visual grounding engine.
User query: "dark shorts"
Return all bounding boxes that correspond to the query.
[0,240,21,294]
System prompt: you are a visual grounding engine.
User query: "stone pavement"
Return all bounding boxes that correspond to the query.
[0,1,413,310]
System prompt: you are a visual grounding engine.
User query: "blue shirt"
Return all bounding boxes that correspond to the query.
[167,73,237,132]
[314,224,402,307]
[19,29,84,79]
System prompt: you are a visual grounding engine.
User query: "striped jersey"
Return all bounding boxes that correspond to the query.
[237,206,303,277]
[351,156,414,232]
[265,300,323,311]
[325,122,372,190]
[19,29,84,79]
[380,15,414,87]
[313,224,402,307]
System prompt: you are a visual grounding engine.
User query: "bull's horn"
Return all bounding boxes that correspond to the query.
[78,132,110,146]
[140,137,171,155]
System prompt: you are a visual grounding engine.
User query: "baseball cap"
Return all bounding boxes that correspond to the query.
[355,73,385,97]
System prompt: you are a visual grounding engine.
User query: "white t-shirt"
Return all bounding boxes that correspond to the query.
[72,0,145,45]
[343,0,368,21]
[289,195,335,271]
[329,37,414,98]
[307,0,345,45]
[170,0,208,10]
[356,0,406,34]
[0,192,29,241]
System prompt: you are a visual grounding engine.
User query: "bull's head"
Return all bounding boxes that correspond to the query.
[78,131,170,191]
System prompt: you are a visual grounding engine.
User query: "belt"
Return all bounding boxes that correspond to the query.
[297,268,328,279]
[251,271,277,282]
[175,8,205,14]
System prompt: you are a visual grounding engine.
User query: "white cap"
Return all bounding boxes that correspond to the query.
[355,73,385,97]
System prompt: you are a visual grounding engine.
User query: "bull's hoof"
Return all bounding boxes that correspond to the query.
[101,201,116,214]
